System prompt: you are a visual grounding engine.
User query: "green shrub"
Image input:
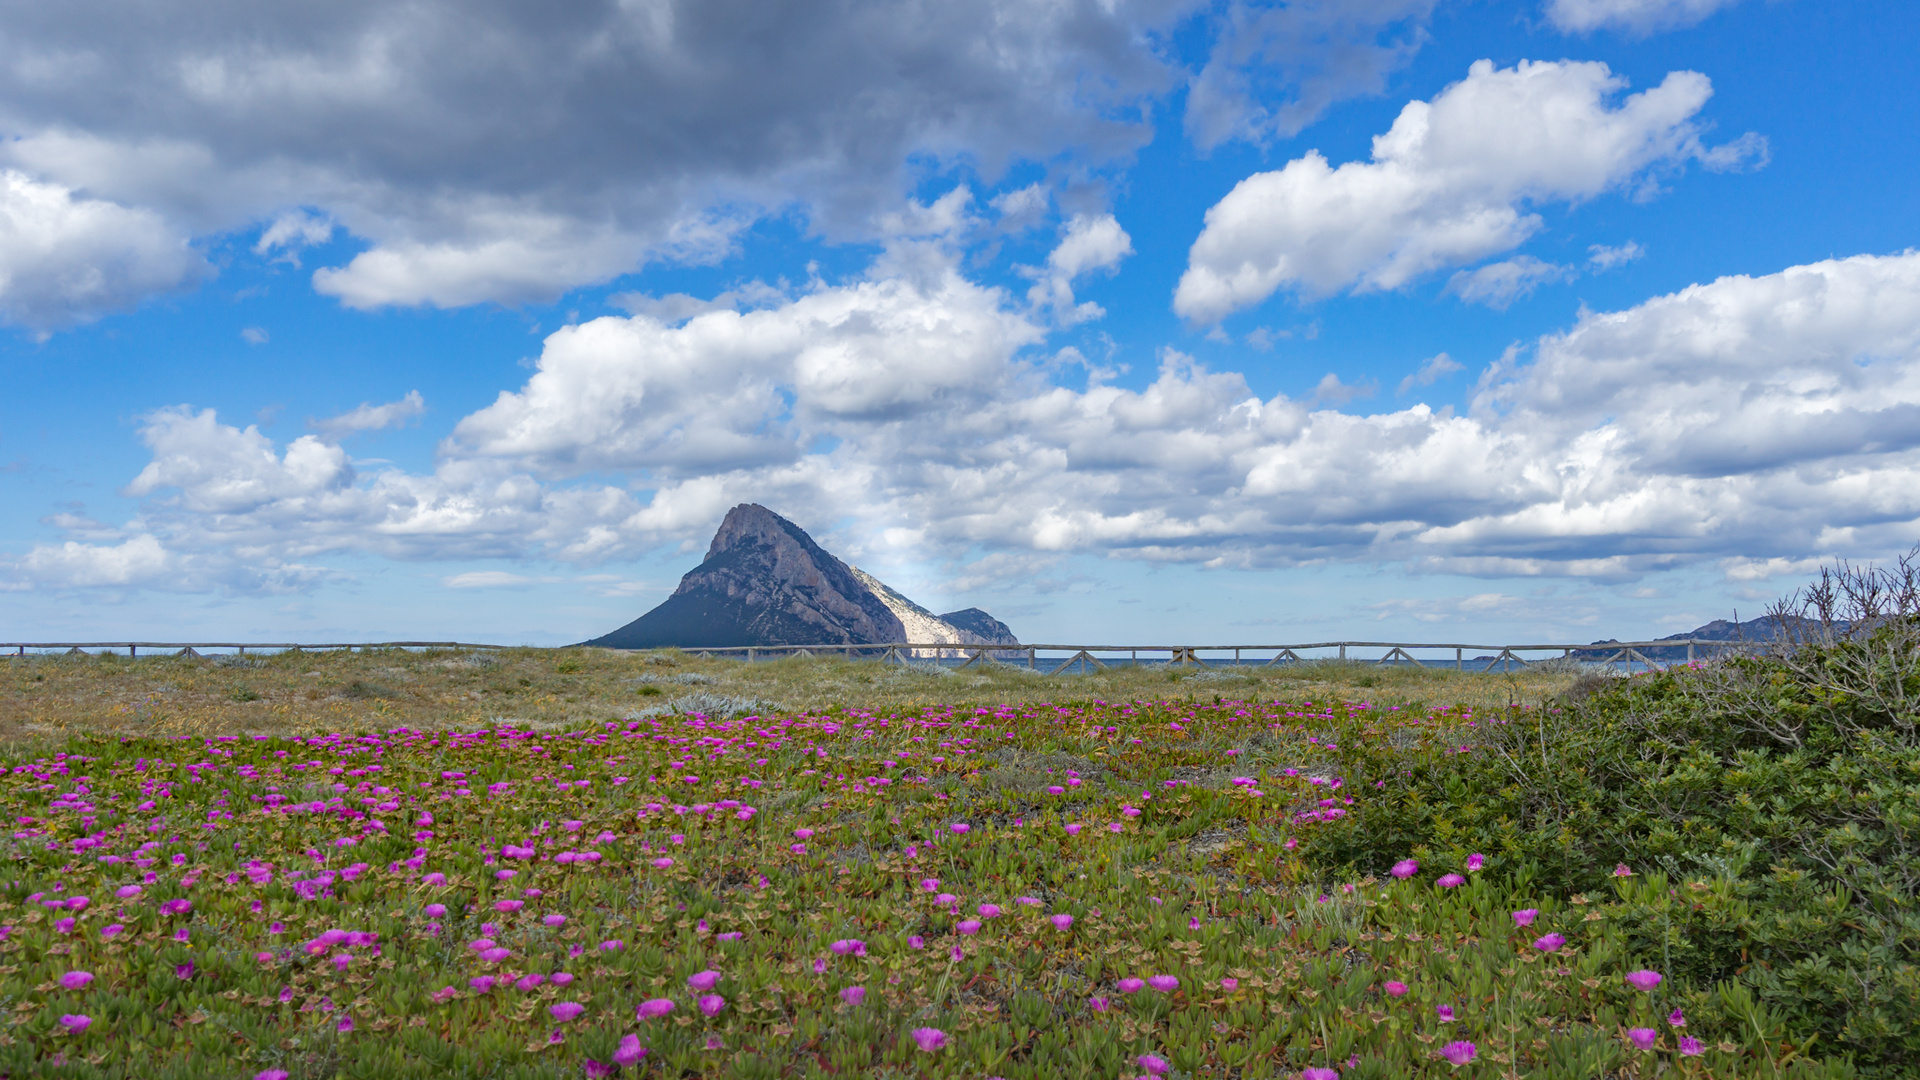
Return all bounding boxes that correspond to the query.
[1305,624,1920,1076]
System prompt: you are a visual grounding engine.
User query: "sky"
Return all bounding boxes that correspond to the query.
[2,0,1918,648]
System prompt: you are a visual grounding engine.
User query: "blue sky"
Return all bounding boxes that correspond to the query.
[3,0,1919,647]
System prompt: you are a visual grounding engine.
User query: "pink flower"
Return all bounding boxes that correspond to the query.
[115,885,142,900]
[1466,853,1486,872]
[907,935,925,949]
[256,1071,291,1080]
[551,973,574,987]
[1303,1070,1340,1080]
[1613,863,1635,877]
[480,948,511,963]
[1088,996,1110,1012]
[637,998,675,1019]
[829,940,865,957]
[59,971,93,991]
[1384,981,1409,998]
[812,958,829,974]
[58,1014,90,1034]
[910,1027,948,1051]
[1440,1040,1476,1065]
[1117,978,1146,993]
[1147,975,1179,992]
[99,924,124,939]
[1391,859,1419,879]
[840,986,866,1006]
[956,920,981,935]
[697,994,726,1017]
[1050,914,1073,931]
[469,976,495,993]
[950,824,969,834]
[550,1002,584,1022]
[494,900,523,914]
[613,1035,647,1066]
[1137,1054,1169,1075]
[977,903,1001,918]
[1220,977,1239,991]
[1436,874,1465,888]
[650,857,674,870]
[688,970,722,990]
[1532,933,1566,953]
[336,1015,355,1033]
[542,914,566,928]
[1627,1028,1658,1050]
[1678,1036,1704,1057]
[793,828,815,840]
[1065,824,1083,836]
[1436,1005,1455,1021]
[424,903,447,918]
[599,939,624,952]
[175,962,195,980]
[1668,1007,1687,1028]
[1511,908,1538,927]
[1624,970,1662,992]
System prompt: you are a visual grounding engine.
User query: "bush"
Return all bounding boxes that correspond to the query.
[1305,559,1920,1077]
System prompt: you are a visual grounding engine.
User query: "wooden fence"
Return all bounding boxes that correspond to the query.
[2,637,1747,673]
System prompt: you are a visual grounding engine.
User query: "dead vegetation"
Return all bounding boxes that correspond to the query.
[0,645,1582,744]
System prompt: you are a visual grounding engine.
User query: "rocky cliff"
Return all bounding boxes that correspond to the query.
[583,505,1019,650]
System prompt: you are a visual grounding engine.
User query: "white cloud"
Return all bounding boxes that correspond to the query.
[1397,351,1463,394]
[1446,255,1576,309]
[0,170,207,332]
[254,210,333,264]
[311,391,427,438]
[19,247,1920,595]
[1546,0,1744,35]
[240,326,269,345]
[1312,372,1377,404]
[1587,240,1644,269]
[1173,58,1760,322]
[1025,214,1134,325]
[443,571,542,589]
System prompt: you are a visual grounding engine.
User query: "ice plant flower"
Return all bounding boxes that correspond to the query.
[1440,1041,1477,1065]
[1137,1054,1169,1075]
[1668,1007,1687,1028]
[58,1014,90,1034]
[1511,909,1539,927]
[613,1035,646,1066]
[697,995,726,1017]
[1050,914,1073,931]
[638,998,675,1019]
[1624,970,1663,992]
[550,1002,584,1023]
[1303,1070,1340,1080]
[1147,975,1179,992]
[1467,853,1486,871]
[1089,996,1111,1012]
[1679,1036,1704,1056]
[1614,863,1635,877]
[688,970,722,990]
[1384,981,1409,998]
[1436,873,1465,888]
[1220,977,1239,991]
[956,920,981,935]
[469,976,495,993]
[59,971,93,990]
[1436,1005,1455,1022]
[1627,1028,1658,1050]
[1118,978,1146,993]
[840,986,865,1006]
[910,1027,948,1051]
[828,940,865,957]
[1533,933,1566,952]
[1392,859,1419,878]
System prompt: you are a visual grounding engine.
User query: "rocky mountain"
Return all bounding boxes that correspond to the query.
[1588,614,1840,660]
[582,504,1019,650]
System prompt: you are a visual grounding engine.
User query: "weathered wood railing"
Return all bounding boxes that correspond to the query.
[1,638,1748,672]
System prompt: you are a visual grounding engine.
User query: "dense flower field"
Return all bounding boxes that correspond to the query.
[0,696,1839,1079]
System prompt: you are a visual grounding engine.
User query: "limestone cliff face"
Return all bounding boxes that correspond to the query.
[583,505,905,648]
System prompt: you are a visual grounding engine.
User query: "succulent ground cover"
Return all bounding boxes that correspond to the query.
[0,685,1853,1079]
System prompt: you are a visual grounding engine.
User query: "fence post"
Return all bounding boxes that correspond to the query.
[1339,644,1346,661]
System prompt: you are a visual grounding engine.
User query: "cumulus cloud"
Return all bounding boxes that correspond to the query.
[18,247,1920,595]
[1546,0,1744,35]
[310,391,427,438]
[1173,58,1762,322]
[1587,240,1644,269]
[1024,214,1135,325]
[0,170,207,332]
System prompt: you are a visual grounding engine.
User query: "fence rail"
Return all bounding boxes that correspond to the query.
[1,637,1753,671]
